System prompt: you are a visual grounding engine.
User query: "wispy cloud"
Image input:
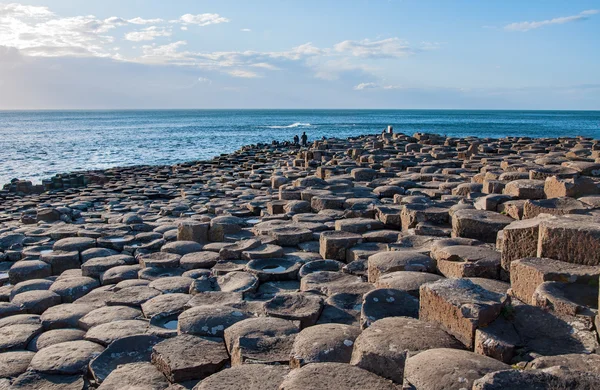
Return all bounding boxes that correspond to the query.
[125,26,171,42]
[505,9,599,32]
[241,28,251,32]
[334,38,413,58]
[128,17,164,25]
[228,69,260,78]
[353,82,402,90]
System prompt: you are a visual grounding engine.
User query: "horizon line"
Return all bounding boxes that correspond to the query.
[1,108,600,112]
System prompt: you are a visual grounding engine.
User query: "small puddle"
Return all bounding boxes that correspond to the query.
[163,320,178,330]
[39,249,54,255]
[262,265,288,273]
[245,218,261,225]
[108,237,128,243]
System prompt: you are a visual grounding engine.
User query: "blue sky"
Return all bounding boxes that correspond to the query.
[0,0,599,109]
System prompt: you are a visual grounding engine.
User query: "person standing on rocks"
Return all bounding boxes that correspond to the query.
[301,132,308,147]
[293,134,299,145]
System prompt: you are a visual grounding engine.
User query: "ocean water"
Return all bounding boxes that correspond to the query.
[1,109,599,185]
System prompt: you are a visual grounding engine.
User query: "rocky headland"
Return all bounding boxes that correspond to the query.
[0,131,599,389]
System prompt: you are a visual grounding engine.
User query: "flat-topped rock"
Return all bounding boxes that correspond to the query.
[404,348,509,390]
[351,317,463,384]
[419,278,507,349]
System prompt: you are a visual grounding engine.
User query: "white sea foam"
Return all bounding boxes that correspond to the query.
[266,122,312,129]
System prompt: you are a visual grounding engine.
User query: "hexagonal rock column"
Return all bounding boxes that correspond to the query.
[500,216,549,275]
[319,231,361,262]
[278,363,398,390]
[400,204,449,231]
[503,179,545,199]
[177,221,209,243]
[537,215,600,266]
[367,251,435,283]
[452,209,513,243]
[523,197,587,219]
[509,257,600,305]
[151,334,229,382]
[334,218,384,234]
[419,278,507,349]
[544,176,600,199]
[473,368,600,390]
[290,323,360,368]
[350,317,464,384]
[224,317,299,366]
[404,348,509,390]
[194,364,290,390]
[264,292,324,329]
[360,288,419,328]
[432,245,501,279]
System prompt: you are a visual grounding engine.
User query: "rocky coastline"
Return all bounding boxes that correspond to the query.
[0,131,599,389]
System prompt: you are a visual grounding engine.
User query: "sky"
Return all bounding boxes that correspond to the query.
[0,0,599,109]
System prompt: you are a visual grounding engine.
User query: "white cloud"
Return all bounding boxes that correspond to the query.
[228,69,260,78]
[128,17,163,25]
[241,28,251,32]
[353,82,378,90]
[353,82,402,90]
[505,9,599,32]
[125,26,171,42]
[177,13,229,26]
[334,38,413,58]
[0,3,53,19]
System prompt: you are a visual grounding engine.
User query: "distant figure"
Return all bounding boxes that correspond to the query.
[293,134,299,145]
[387,125,394,134]
[301,132,308,147]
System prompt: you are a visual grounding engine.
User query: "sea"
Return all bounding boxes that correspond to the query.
[1,109,599,185]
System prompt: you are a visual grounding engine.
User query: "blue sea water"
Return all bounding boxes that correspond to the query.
[1,109,599,185]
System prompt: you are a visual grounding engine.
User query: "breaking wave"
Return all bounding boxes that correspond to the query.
[266,122,312,129]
